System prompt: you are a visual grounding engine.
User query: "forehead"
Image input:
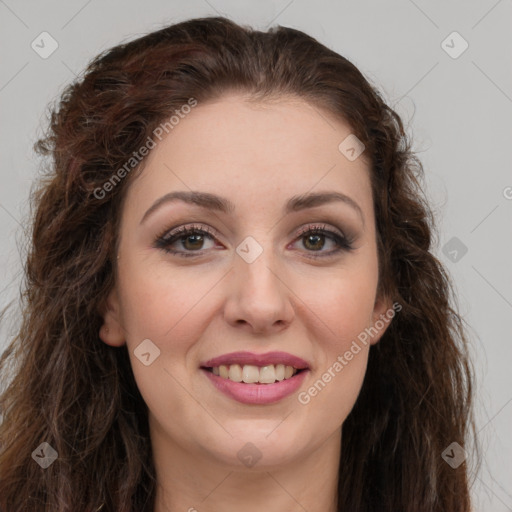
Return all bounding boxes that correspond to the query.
[124,93,373,221]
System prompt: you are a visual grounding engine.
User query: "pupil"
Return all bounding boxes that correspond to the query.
[305,234,323,250]
[184,234,203,250]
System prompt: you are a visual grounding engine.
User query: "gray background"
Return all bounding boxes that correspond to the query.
[1,0,511,509]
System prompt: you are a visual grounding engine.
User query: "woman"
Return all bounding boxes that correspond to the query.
[0,16,476,511]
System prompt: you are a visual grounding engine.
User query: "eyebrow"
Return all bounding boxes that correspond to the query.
[140,190,364,225]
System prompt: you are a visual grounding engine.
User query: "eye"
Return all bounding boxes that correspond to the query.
[291,224,354,259]
[154,224,218,257]
[154,223,354,258]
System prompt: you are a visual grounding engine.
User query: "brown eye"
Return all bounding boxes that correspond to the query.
[181,233,207,251]
[154,225,218,257]
[292,225,354,259]
[302,232,327,251]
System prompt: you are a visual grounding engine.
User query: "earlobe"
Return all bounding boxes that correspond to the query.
[98,287,126,347]
[369,294,394,346]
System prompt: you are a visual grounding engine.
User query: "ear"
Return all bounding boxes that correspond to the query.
[98,287,125,347]
[368,293,396,346]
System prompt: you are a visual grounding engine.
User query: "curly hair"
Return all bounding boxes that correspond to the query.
[0,16,476,511]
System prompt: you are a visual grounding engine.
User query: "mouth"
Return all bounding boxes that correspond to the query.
[201,363,306,384]
[199,351,310,404]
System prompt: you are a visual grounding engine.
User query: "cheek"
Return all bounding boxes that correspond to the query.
[295,272,375,423]
[117,263,210,421]
[294,257,379,344]
[117,256,218,345]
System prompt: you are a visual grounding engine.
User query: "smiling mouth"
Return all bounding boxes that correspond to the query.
[202,364,305,384]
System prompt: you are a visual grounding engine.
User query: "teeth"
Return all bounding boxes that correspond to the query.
[275,364,285,381]
[242,364,259,383]
[209,363,300,384]
[228,364,243,382]
[259,365,276,384]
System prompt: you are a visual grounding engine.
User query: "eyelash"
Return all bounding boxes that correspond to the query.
[154,223,355,259]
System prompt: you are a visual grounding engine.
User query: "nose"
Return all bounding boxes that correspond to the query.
[223,248,295,335]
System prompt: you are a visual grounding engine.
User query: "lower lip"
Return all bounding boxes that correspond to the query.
[202,368,309,405]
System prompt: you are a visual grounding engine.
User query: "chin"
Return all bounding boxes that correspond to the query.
[196,424,308,469]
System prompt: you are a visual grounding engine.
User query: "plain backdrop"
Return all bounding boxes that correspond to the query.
[0,0,511,509]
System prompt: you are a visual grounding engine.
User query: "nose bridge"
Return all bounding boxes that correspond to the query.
[223,233,293,331]
[235,233,282,297]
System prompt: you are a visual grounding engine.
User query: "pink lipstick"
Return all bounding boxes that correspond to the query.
[200,351,310,405]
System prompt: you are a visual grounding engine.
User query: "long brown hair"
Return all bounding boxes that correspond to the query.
[0,16,477,511]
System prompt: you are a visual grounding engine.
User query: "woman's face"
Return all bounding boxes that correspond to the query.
[100,93,392,469]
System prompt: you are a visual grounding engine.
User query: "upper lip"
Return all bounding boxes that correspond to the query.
[201,351,310,370]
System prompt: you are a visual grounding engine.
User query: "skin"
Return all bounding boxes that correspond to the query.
[99,93,393,512]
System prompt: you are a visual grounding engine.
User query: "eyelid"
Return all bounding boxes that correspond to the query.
[295,223,344,239]
[156,222,347,245]
[158,222,217,241]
